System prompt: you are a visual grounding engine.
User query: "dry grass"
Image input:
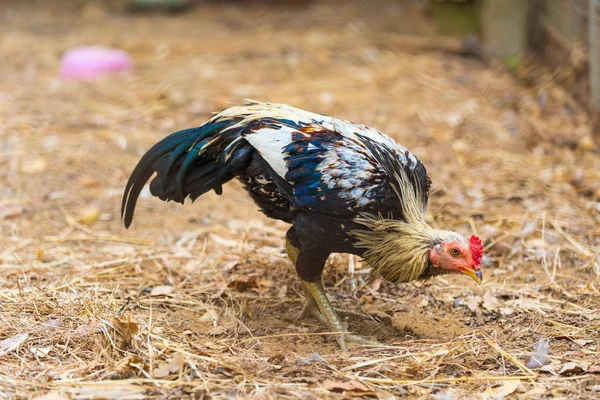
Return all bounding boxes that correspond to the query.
[1,1,599,399]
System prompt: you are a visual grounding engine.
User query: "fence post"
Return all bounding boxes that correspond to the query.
[481,0,530,61]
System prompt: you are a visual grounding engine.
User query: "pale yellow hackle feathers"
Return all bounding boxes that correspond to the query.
[352,165,466,283]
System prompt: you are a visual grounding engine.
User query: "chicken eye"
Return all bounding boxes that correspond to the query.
[450,248,460,257]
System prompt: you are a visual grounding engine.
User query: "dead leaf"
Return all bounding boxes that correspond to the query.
[573,339,593,346]
[112,317,139,334]
[500,307,515,316]
[559,362,588,375]
[112,355,143,374]
[150,285,174,296]
[199,310,218,324]
[589,364,600,374]
[153,354,183,378]
[417,297,429,307]
[0,333,29,357]
[483,291,500,310]
[228,275,258,292]
[322,379,369,392]
[111,316,139,348]
[221,260,239,271]
[484,380,520,398]
[368,276,383,291]
[30,346,52,358]
[467,296,481,312]
[44,319,61,328]
[540,363,557,374]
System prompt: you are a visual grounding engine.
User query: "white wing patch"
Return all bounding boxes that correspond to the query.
[244,127,294,178]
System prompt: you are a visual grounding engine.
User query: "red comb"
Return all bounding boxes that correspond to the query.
[469,235,483,266]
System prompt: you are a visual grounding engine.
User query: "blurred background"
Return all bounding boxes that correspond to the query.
[3,0,600,135]
[1,1,600,398]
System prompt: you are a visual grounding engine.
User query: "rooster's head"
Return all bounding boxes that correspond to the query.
[429,235,483,284]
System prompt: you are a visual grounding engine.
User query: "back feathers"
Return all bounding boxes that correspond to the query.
[121,101,431,227]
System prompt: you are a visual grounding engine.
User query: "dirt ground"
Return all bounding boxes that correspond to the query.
[1,1,599,399]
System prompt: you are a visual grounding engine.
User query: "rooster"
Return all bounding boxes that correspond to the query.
[122,101,483,349]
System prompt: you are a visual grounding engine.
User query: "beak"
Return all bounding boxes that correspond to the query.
[463,268,483,285]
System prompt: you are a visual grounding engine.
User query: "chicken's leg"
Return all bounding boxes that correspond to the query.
[286,237,373,350]
[297,281,373,324]
[300,279,373,349]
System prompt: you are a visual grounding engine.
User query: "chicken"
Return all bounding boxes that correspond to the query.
[122,101,483,349]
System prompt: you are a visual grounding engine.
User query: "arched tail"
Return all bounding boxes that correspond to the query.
[121,120,249,228]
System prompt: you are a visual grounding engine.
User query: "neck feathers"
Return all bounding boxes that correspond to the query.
[351,163,447,283]
[352,217,436,283]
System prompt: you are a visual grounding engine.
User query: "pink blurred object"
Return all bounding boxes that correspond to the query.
[60,46,132,80]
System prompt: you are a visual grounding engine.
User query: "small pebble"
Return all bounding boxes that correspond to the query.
[296,353,325,365]
[524,274,536,283]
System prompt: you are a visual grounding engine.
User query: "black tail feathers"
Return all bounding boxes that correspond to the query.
[121,121,250,228]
